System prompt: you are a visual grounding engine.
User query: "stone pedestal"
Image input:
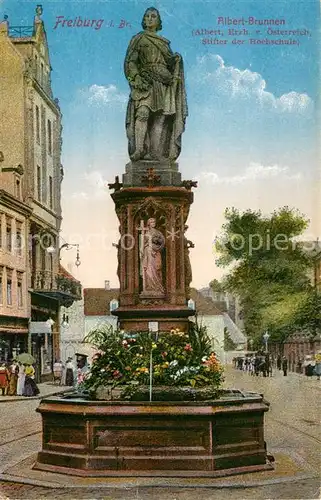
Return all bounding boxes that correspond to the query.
[123,160,182,187]
[110,180,196,332]
[34,391,271,476]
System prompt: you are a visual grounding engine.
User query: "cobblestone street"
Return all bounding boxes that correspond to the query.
[0,368,319,499]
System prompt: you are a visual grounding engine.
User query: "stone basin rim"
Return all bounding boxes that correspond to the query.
[37,392,267,407]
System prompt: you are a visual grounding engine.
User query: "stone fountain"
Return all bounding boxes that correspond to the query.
[34,6,272,477]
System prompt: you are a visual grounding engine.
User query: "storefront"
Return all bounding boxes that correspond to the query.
[0,317,29,362]
[29,321,54,383]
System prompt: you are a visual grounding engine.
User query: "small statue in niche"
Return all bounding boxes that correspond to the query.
[138,218,165,294]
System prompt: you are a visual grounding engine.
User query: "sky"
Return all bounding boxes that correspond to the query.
[1,0,320,289]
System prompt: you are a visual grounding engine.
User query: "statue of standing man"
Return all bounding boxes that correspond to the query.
[124,7,188,162]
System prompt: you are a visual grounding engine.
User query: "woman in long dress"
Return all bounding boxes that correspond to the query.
[23,365,39,397]
[0,363,10,395]
[7,361,18,396]
[16,362,26,396]
[140,218,165,295]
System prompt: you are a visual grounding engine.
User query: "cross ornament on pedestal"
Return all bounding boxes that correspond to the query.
[141,168,161,188]
[108,176,123,191]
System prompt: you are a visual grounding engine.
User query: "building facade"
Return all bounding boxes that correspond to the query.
[0,187,32,360]
[0,9,81,380]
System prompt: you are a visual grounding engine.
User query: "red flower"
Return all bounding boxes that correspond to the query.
[184,344,193,352]
[161,351,168,358]
[112,370,123,379]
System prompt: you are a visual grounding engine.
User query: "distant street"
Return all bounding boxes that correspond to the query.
[0,367,320,500]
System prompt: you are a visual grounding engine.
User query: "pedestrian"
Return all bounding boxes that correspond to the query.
[249,356,255,376]
[314,351,321,380]
[23,364,39,397]
[265,354,272,377]
[7,359,19,396]
[282,356,288,376]
[0,362,10,395]
[65,357,75,386]
[277,354,282,370]
[53,359,64,385]
[303,355,315,378]
[16,362,26,396]
[254,355,260,376]
[75,353,89,387]
[297,358,303,374]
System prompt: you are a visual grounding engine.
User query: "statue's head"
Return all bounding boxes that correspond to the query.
[142,7,162,31]
[147,218,156,228]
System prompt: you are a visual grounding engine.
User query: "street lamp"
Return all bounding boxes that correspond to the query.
[47,243,81,267]
[61,313,69,329]
[263,331,270,353]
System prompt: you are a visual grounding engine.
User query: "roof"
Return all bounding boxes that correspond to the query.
[190,288,224,315]
[223,313,247,344]
[84,288,120,316]
[59,264,80,283]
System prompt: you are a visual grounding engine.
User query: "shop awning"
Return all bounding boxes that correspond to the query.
[0,327,28,334]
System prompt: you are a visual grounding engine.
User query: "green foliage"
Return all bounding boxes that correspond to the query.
[215,206,315,342]
[82,325,224,394]
[188,317,212,360]
[294,290,321,337]
[224,328,237,351]
[209,279,223,293]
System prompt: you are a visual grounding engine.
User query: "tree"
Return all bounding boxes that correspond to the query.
[209,279,223,293]
[224,328,237,351]
[215,206,315,342]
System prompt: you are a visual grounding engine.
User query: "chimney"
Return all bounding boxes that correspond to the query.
[104,280,110,290]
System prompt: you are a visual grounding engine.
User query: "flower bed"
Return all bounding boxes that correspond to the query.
[82,323,224,400]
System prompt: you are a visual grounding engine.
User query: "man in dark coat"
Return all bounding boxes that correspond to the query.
[282,356,288,376]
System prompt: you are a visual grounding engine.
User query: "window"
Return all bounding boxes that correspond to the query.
[41,247,46,271]
[16,223,22,256]
[41,63,44,86]
[0,268,3,304]
[6,220,12,252]
[42,165,46,203]
[7,277,12,306]
[37,165,41,201]
[35,54,38,79]
[35,106,40,143]
[15,178,21,199]
[49,176,53,209]
[17,273,23,307]
[47,120,52,155]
